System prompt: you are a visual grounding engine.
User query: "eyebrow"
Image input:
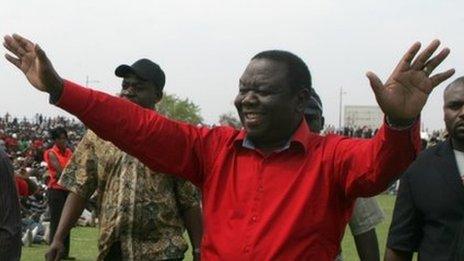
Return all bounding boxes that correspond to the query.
[446,99,464,105]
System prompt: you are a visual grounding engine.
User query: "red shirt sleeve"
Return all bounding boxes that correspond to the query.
[333,120,420,199]
[55,80,226,187]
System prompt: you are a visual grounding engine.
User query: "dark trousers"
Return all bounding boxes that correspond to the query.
[0,232,21,261]
[104,242,122,261]
[48,189,71,257]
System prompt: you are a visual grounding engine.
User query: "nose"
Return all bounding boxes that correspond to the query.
[459,106,464,119]
[241,91,258,106]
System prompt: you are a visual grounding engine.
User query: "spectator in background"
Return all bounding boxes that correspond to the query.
[0,147,22,261]
[386,77,464,260]
[44,127,74,260]
[0,112,85,249]
[15,167,38,197]
[305,90,384,261]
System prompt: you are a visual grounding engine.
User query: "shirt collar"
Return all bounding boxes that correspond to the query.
[234,118,312,153]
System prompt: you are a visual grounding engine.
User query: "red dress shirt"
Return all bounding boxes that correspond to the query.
[56,80,420,260]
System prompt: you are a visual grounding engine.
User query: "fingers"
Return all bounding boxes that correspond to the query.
[430,68,456,88]
[394,42,421,73]
[3,35,26,57]
[411,39,441,70]
[366,71,384,96]
[422,47,450,76]
[35,44,48,63]
[12,33,35,52]
[4,53,21,69]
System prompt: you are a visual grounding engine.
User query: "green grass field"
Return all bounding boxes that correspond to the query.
[21,195,397,261]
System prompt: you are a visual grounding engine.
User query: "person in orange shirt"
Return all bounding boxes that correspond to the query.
[43,127,74,260]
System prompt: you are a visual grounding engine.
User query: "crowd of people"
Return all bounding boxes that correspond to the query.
[323,124,446,144]
[0,114,87,250]
[1,33,463,261]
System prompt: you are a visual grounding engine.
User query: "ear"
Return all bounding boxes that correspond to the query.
[296,88,310,113]
[154,91,163,103]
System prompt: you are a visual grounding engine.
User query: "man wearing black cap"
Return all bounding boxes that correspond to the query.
[305,90,384,261]
[45,59,203,261]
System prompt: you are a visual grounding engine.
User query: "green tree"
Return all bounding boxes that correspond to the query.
[218,112,241,129]
[157,93,203,124]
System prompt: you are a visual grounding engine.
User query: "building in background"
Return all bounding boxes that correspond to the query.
[344,105,383,128]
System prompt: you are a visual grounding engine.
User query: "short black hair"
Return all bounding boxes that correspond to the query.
[445,76,464,94]
[252,50,312,93]
[50,127,67,140]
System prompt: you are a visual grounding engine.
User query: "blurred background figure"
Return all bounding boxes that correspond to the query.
[0,147,22,261]
[43,127,74,260]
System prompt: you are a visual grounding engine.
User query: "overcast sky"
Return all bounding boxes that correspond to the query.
[1,0,462,131]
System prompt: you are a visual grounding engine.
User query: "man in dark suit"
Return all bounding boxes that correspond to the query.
[386,76,464,261]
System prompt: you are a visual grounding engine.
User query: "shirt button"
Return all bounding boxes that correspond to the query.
[244,246,251,253]
[258,185,264,192]
[252,215,258,222]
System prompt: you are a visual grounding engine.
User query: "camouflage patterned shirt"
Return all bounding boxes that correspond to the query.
[59,131,200,260]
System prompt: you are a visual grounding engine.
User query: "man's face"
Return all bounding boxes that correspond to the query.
[234,58,307,148]
[444,84,464,142]
[121,73,160,109]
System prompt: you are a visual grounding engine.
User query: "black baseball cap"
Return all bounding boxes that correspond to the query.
[115,58,166,91]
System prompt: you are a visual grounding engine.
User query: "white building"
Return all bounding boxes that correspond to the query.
[344,105,383,128]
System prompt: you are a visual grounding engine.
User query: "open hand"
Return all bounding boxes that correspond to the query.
[366,40,455,123]
[3,34,63,94]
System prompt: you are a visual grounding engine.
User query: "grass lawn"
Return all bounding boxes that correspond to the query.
[21,195,397,261]
[341,194,396,260]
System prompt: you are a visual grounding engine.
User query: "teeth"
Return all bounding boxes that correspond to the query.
[245,113,259,118]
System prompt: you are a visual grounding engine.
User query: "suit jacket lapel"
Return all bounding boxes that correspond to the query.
[435,139,464,201]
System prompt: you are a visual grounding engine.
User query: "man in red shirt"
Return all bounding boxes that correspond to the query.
[3,34,455,260]
[43,127,73,260]
[15,171,37,197]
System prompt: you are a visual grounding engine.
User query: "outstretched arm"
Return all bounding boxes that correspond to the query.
[3,34,223,186]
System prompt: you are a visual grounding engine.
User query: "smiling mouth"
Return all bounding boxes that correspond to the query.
[243,112,264,126]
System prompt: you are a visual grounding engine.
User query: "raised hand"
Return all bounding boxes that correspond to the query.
[3,34,63,94]
[366,40,455,124]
